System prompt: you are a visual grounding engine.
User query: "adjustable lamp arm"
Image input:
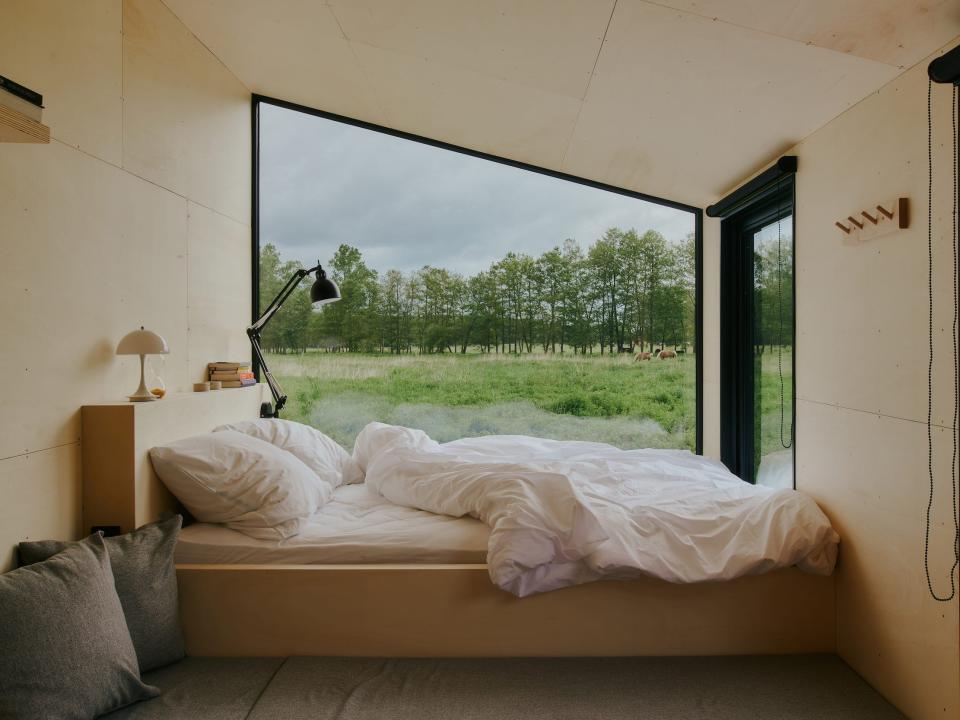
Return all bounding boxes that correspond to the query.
[250,264,318,334]
[248,263,334,419]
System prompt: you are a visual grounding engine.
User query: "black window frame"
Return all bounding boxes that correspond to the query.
[715,165,796,483]
[251,94,705,454]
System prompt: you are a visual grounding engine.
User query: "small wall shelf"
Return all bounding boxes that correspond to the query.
[0,104,49,143]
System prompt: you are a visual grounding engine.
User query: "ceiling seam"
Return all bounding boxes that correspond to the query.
[585,0,618,101]
[560,0,618,171]
[326,3,391,125]
[711,34,960,203]
[158,0,254,94]
[634,0,902,70]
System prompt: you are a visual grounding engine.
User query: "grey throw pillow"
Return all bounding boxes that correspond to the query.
[18,515,185,672]
[0,533,159,719]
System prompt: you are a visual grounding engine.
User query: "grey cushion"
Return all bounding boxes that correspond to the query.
[19,515,185,672]
[0,533,159,719]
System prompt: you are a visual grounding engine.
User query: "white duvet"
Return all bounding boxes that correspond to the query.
[350,422,839,597]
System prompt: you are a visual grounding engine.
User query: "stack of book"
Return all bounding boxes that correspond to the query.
[208,362,255,388]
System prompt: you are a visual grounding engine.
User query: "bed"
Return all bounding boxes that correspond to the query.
[81,386,837,657]
[175,484,489,566]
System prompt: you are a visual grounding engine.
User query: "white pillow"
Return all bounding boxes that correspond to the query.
[149,430,332,540]
[214,419,351,488]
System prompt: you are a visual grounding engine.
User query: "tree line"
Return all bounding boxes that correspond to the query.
[258,228,698,356]
[753,236,794,355]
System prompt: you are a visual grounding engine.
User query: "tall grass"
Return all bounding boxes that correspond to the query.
[269,349,791,465]
[270,351,698,450]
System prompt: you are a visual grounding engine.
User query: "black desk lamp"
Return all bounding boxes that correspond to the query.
[248,263,340,418]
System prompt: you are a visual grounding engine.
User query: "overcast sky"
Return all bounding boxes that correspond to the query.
[260,103,695,277]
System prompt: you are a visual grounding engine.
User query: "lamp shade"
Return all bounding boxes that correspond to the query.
[310,267,341,308]
[116,327,169,355]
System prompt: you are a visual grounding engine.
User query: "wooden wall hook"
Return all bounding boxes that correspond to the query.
[838,198,909,237]
[897,197,909,229]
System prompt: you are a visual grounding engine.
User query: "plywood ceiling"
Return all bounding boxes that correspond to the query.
[161,0,960,207]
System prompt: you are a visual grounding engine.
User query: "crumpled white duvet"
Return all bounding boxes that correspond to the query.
[350,423,839,597]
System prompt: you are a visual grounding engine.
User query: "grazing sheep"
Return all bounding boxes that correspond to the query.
[659,349,677,359]
[634,351,652,361]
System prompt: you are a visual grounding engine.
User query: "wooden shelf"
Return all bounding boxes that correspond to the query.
[0,104,49,143]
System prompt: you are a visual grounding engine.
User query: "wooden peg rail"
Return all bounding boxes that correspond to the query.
[836,198,909,236]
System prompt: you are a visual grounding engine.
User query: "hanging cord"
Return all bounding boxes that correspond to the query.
[952,83,960,590]
[776,176,793,449]
[924,79,960,602]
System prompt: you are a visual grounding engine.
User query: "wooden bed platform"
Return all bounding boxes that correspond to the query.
[177,563,835,657]
[83,387,837,658]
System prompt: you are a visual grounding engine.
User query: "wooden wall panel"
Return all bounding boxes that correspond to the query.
[793,59,958,428]
[0,141,189,459]
[186,202,252,383]
[0,0,250,571]
[797,401,959,718]
[0,0,121,164]
[787,39,960,720]
[0,444,81,572]
[122,0,251,224]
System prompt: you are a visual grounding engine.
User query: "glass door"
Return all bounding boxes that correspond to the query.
[720,182,795,487]
[749,213,794,487]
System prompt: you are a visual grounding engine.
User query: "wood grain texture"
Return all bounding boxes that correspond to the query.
[177,564,836,657]
[0,105,50,143]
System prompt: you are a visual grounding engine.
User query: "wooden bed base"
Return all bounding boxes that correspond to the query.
[176,563,836,657]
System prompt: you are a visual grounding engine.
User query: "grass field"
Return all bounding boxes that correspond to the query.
[268,349,792,456]
[269,351,698,451]
[755,349,795,470]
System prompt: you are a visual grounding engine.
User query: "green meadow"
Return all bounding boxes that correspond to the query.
[269,351,698,451]
[268,349,791,457]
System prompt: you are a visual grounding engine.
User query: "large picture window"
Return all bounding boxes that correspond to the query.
[253,97,702,452]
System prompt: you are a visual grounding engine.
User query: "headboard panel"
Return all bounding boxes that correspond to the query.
[82,385,263,534]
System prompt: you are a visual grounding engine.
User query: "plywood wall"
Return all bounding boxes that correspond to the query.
[0,0,250,572]
[784,39,959,720]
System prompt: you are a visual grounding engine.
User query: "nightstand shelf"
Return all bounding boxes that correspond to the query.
[0,104,49,143]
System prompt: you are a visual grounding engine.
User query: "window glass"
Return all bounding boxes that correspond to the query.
[257,101,699,451]
[752,214,794,487]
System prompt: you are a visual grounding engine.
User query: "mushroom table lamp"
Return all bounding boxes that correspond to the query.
[116,326,169,402]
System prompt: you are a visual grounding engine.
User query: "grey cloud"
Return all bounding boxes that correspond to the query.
[260,103,694,276]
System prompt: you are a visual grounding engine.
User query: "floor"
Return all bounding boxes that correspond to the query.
[104,655,906,719]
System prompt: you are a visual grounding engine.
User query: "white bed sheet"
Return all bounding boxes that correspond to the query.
[175,484,489,565]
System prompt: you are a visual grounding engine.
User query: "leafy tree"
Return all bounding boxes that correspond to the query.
[259,227,699,356]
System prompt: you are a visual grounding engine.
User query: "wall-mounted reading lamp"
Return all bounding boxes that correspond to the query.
[928,43,960,85]
[248,263,340,418]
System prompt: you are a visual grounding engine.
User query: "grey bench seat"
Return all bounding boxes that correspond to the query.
[103,655,906,720]
[101,658,283,719]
